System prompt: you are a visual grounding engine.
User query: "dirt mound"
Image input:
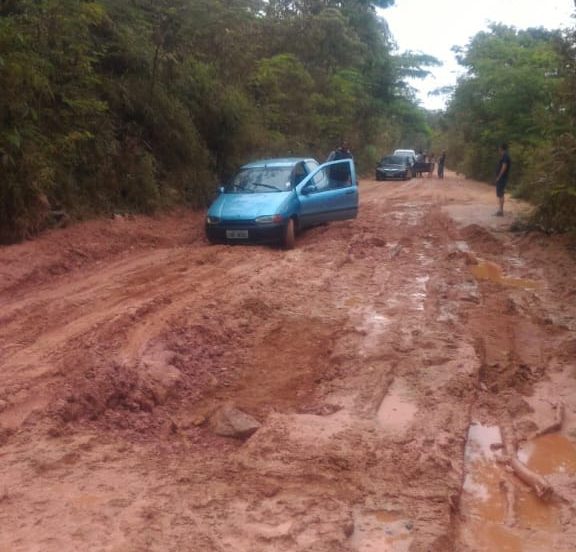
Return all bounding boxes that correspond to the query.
[460,223,505,255]
[55,361,159,423]
[0,209,201,296]
[50,321,241,437]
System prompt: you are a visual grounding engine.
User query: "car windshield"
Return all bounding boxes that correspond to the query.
[381,156,406,165]
[226,166,293,193]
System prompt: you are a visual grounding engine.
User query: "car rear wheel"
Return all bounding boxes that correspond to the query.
[283,218,295,250]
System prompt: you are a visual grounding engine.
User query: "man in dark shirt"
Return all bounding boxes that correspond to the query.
[437,150,446,179]
[495,143,511,216]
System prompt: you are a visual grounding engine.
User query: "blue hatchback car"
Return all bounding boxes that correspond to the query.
[205,157,358,248]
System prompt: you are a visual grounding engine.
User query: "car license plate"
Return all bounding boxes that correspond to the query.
[226,230,248,239]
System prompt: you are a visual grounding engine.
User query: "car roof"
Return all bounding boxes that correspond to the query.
[241,157,316,169]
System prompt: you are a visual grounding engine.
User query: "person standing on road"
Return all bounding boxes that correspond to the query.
[437,150,446,179]
[427,152,435,178]
[415,151,425,178]
[326,140,354,187]
[494,143,511,216]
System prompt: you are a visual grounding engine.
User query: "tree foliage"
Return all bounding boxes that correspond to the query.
[0,0,427,242]
[437,21,576,232]
[528,23,576,233]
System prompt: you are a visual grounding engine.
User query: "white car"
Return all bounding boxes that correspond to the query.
[393,149,417,159]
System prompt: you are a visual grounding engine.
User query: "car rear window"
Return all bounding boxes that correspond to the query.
[381,156,406,164]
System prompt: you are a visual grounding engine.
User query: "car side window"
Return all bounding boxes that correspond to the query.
[312,167,330,192]
[290,162,308,187]
[313,168,330,192]
[305,161,318,174]
[302,161,329,193]
[327,159,352,189]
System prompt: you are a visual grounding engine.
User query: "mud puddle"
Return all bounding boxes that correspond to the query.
[351,509,413,552]
[470,261,540,289]
[518,433,576,475]
[357,307,391,357]
[377,379,417,434]
[458,422,563,551]
[411,275,429,311]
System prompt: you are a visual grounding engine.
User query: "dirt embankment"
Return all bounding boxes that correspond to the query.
[1,173,575,551]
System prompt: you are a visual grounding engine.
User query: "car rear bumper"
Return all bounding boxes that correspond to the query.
[206,223,285,244]
[376,170,409,180]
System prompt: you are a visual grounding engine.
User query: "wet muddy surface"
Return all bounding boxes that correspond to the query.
[519,434,576,475]
[470,260,541,289]
[458,423,562,551]
[352,509,413,552]
[377,379,417,434]
[1,173,575,551]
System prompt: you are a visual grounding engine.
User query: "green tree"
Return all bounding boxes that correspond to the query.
[0,0,436,242]
[443,24,563,182]
[526,23,576,232]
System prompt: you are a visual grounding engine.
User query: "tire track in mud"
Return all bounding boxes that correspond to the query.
[144,199,487,552]
[448,223,576,551]
[1,176,575,551]
[0,244,304,429]
[0,185,481,551]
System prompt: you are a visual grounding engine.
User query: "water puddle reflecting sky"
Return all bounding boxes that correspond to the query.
[458,422,563,551]
[356,307,391,357]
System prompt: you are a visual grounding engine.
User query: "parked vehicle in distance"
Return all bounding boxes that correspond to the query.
[205,157,358,249]
[393,149,417,161]
[375,155,413,181]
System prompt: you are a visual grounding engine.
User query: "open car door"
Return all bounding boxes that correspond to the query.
[296,159,358,229]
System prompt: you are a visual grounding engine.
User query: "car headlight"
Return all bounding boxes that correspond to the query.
[254,214,284,224]
[206,216,220,225]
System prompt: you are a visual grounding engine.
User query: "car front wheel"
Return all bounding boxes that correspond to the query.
[283,218,296,250]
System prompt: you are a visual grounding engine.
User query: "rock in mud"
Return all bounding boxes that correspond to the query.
[209,405,261,439]
[144,363,183,404]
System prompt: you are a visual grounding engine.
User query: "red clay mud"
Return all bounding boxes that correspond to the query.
[1,173,575,551]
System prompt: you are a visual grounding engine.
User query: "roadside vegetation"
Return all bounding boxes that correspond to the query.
[2,1,574,242]
[433,21,576,234]
[0,0,435,243]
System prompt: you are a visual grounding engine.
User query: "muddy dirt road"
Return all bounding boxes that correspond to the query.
[1,173,576,551]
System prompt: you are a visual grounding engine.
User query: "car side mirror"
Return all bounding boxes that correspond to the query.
[218,186,225,194]
[301,184,317,195]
